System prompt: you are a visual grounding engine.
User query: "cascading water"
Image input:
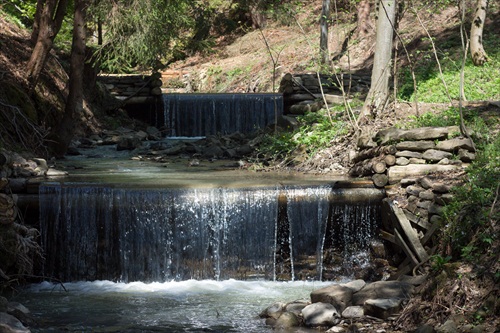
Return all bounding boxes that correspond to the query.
[159,93,283,136]
[38,183,382,283]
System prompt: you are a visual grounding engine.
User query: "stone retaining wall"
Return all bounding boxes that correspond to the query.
[350,126,475,276]
[98,72,163,99]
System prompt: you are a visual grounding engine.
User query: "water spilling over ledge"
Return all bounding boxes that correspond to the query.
[39,183,383,283]
[124,93,284,136]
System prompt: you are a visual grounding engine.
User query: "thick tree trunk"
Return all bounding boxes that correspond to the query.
[470,0,489,66]
[360,0,396,120]
[319,0,331,65]
[26,0,68,91]
[49,0,87,157]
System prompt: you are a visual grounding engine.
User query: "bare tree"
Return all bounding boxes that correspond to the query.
[470,0,489,66]
[320,0,331,65]
[26,0,68,91]
[360,0,397,121]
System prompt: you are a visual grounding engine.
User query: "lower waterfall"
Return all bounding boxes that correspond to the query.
[38,183,382,283]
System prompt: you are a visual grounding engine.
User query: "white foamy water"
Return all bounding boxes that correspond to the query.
[15,279,336,333]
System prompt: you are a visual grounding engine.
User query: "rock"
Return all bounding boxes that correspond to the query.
[432,183,452,194]
[284,300,309,316]
[46,168,68,177]
[375,126,459,145]
[396,157,410,166]
[437,158,450,165]
[414,324,436,333]
[352,281,414,305]
[457,149,475,162]
[409,158,426,164]
[341,279,366,293]
[396,150,423,159]
[396,141,436,151]
[0,312,30,333]
[116,135,142,151]
[435,137,474,152]
[7,302,35,327]
[260,301,286,319]
[146,126,162,140]
[436,318,458,333]
[342,305,364,318]
[406,185,425,196]
[326,326,347,333]
[388,165,461,183]
[274,312,300,328]
[363,298,402,320]
[422,149,453,162]
[428,203,444,215]
[203,145,224,158]
[418,190,435,200]
[418,177,434,189]
[310,284,353,312]
[301,302,340,327]
[417,200,431,210]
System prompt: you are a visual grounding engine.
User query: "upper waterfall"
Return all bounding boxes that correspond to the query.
[160,93,283,137]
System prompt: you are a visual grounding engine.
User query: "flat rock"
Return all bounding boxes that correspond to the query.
[375,126,459,145]
[363,298,402,320]
[341,305,364,318]
[422,149,453,162]
[341,279,366,292]
[436,137,474,152]
[396,141,436,151]
[310,284,353,312]
[352,281,414,305]
[396,150,423,158]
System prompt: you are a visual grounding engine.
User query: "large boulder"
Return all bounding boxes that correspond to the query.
[352,281,414,305]
[310,284,353,312]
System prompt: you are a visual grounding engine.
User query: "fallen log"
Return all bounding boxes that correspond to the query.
[349,157,387,177]
[352,145,397,163]
[388,164,462,184]
[372,173,389,187]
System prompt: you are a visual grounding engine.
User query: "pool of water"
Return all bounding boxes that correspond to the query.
[13,280,335,333]
[48,143,346,189]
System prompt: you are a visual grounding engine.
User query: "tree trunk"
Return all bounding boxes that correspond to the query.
[26,0,68,91]
[319,0,331,65]
[470,0,489,66]
[360,0,396,120]
[49,0,87,157]
[356,0,372,35]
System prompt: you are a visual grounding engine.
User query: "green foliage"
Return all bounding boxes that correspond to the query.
[90,0,194,72]
[442,132,500,260]
[397,27,500,103]
[430,254,452,272]
[0,0,37,27]
[258,104,353,160]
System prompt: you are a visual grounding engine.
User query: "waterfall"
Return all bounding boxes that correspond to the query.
[160,93,283,137]
[39,183,382,282]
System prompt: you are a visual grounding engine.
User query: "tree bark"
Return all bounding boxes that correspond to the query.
[26,0,68,91]
[470,0,489,66]
[319,0,331,65]
[49,0,87,157]
[360,0,396,120]
[356,0,372,36]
